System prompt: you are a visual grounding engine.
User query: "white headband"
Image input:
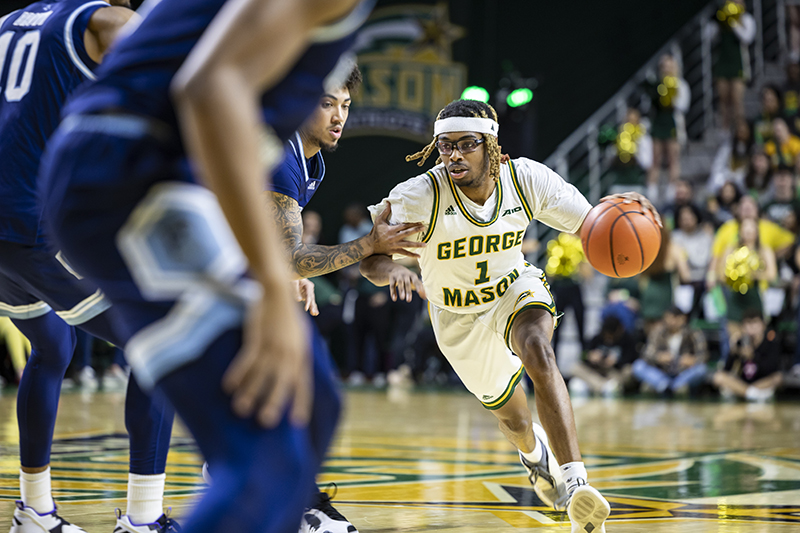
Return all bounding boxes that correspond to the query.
[433,117,499,138]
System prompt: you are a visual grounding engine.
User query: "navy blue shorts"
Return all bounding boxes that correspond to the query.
[0,239,111,324]
[40,114,265,390]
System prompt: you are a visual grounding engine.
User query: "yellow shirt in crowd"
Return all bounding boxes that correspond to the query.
[712,218,795,257]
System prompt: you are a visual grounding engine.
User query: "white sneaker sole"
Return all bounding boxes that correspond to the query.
[524,423,568,510]
[568,485,610,533]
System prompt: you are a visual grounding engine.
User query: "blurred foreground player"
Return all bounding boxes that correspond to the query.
[38,0,372,532]
[204,63,420,533]
[361,99,659,533]
[0,2,179,531]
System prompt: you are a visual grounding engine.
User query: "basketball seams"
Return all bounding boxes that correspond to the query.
[583,199,657,277]
[608,212,643,276]
[620,211,645,273]
[608,200,660,234]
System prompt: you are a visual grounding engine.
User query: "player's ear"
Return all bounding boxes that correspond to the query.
[498,145,510,164]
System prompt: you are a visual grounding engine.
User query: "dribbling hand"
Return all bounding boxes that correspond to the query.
[370,203,427,258]
[600,192,663,227]
[223,289,312,428]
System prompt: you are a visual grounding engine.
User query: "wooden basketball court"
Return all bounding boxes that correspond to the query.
[1,388,799,532]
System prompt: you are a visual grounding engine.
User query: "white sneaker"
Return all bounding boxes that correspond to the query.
[568,378,590,397]
[113,509,181,532]
[346,372,365,386]
[299,490,357,533]
[601,379,620,398]
[77,366,98,390]
[103,366,130,390]
[10,501,86,532]
[518,424,568,510]
[567,484,610,533]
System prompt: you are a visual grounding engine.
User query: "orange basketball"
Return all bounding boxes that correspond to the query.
[580,198,661,278]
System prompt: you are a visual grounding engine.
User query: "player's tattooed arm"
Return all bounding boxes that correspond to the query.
[268,192,427,279]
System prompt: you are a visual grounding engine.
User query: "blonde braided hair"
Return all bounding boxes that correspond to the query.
[405,100,502,181]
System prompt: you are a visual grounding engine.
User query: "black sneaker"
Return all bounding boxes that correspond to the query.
[300,487,357,533]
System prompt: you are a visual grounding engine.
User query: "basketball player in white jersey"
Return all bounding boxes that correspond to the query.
[360,99,659,533]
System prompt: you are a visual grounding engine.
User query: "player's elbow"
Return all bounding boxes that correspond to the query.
[171,64,213,106]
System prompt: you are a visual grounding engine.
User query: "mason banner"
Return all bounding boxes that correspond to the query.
[347,3,467,141]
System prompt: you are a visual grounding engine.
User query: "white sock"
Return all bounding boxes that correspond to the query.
[560,461,588,495]
[126,473,165,524]
[20,468,54,514]
[520,435,543,464]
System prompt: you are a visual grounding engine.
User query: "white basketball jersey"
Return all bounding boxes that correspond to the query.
[369,157,591,315]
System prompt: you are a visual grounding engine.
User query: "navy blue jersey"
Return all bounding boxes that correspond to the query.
[66,0,370,145]
[270,132,325,209]
[0,0,106,244]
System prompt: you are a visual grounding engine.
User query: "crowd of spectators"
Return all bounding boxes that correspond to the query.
[557,0,800,402]
[2,0,800,404]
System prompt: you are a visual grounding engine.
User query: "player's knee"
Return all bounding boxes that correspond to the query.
[498,411,530,437]
[28,323,76,370]
[517,333,557,373]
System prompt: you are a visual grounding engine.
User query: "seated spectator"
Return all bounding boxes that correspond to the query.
[783,62,800,133]
[712,310,783,401]
[764,118,800,169]
[706,180,742,228]
[569,316,638,397]
[743,150,773,197]
[672,204,714,317]
[761,166,800,230]
[601,287,640,336]
[708,118,753,193]
[632,306,708,395]
[754,85,782,146]
[662,179,707,227]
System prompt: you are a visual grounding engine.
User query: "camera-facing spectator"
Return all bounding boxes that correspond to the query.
[743,150,773,197]
[709,196,794,279]
[301,210,323,245]
[754,85,783,146]
[707,180,743,228]
[712,310,783,401]
[761,166,800,230]
[764,118,800,169]
[646,54,690,188]
[672,204,715,317]
[709,0,756,128]
[632,306,709,395]
[709,118,753,193]
[783,62,800,132]
[569,315,638,397]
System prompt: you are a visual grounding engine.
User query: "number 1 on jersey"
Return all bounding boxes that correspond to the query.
[474,260,490,285]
